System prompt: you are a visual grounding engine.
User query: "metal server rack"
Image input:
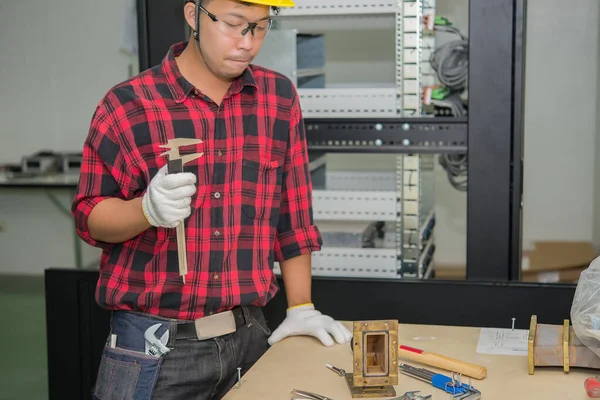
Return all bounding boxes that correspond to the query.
[396,0,437,278]
[266,0,441,279]
[136,0,525,281]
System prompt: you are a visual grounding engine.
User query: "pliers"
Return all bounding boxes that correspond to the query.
[395,390,432,400]
[291,389,335,400]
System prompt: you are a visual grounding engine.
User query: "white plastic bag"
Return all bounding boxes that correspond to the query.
[571,255,600,356]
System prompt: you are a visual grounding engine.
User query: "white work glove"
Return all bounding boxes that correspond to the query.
[141,164,197,228]
[267,304,353,347]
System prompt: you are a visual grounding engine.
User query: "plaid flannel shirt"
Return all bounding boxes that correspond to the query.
[72,42,322,320]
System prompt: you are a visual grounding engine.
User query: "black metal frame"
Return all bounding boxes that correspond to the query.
[45,268,577,400]
[304,117,467,154]
[466,0,526,281]
[136,0,527,282]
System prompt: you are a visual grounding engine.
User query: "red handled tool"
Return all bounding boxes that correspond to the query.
[585,376,600,398]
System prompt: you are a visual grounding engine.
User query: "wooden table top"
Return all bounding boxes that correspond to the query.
[223,321,594,400]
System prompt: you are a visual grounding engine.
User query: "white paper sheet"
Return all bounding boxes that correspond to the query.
[476,328,529,356]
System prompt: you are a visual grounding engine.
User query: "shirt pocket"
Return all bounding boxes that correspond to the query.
[240,158,283,224]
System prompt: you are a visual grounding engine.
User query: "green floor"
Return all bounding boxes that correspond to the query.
[0,276,48,400]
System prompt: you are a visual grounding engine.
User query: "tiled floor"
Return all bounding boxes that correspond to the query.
[0,275,48,400]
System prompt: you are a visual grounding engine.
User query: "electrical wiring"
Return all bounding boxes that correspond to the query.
[438,153,467,192]
[431,92,467,117]
[430,25,469,91]
[431,22,469,191]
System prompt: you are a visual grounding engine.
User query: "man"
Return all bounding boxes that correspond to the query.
[71,0,351,398]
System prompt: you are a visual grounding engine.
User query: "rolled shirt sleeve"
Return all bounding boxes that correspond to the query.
[274,92,323,261]
[71,103,142,248]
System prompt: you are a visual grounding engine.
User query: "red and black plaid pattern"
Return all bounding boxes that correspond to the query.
[72,42,322,320]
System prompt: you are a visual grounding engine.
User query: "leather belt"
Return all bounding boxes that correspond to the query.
[175,306,251,340]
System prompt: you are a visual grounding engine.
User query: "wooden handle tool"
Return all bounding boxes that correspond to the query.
[167,158,188,283]
[398,345,487,380]
[160,138,204,284]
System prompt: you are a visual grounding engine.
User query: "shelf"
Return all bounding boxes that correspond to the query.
[299,86,398,119]
[325,171,396,192]
[272,246,434,279]
[312,189,398,222]
[276,0,397,17]
[304,117,468,154]
[274,14,396,32]
[273,247,399,279]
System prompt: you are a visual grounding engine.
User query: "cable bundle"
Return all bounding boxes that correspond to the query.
[431,92,467,117]
[438,153,467,192]
[430,25,469,91]
[431,23,469,191]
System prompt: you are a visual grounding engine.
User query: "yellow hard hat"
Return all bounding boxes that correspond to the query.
[241,0,295,7]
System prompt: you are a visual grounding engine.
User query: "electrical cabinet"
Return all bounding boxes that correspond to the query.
[256,0,438,119]
[137,0,527,281]
[266,0,441,279]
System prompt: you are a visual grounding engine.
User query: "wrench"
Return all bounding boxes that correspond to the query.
[395,391,432,400]
[144,323,171,357]
[452,387,481,400]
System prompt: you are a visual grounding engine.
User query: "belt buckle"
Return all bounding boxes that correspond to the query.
[194,310,236,340]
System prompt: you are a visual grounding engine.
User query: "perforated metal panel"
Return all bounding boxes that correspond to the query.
[298,87,398,118]
[312,190,398,222]
[273,248,398,279]
[277,0,397,16]
[325,171,396,191]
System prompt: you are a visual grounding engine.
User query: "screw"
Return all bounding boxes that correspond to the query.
[375,123,383,131]
[237,367,242,387]
[326,363,346,377]
[402,123,410,131]
[511,318,516,331]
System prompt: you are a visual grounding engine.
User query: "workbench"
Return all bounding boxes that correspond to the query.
[0,172,92,268]
[222,322,592,400]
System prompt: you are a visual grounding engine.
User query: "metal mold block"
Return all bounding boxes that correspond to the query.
[348,320,399,398]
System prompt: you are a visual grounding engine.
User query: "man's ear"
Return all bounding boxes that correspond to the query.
[183,1,197,33]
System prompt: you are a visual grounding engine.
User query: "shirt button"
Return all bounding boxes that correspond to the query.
[214,230,220,237]
[213,274,219,280]
[214,192,221,199]
[218,150,223,157]
[193,89,199,96]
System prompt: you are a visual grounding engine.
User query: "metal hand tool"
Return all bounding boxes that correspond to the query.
[144,323,171,357]
[290,389,334,400]
[399,363,481,399]
[394,390,432,400]
[325,363,346,376]
[159,138,204,283]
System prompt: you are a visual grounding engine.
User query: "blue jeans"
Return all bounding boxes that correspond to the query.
[92,307,271,400]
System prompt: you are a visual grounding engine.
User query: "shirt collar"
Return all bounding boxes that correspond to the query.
[162,41,258,103]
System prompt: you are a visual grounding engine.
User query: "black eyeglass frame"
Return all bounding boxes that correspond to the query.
[186,0,274,40]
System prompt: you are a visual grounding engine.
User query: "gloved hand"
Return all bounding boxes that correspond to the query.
[141,164,197,228]
[267,303,352,347]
